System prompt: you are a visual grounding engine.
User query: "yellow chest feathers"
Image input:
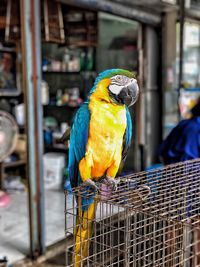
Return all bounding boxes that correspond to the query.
[89,100,126,139]
[79,79,127,180]
[88,78,127,140]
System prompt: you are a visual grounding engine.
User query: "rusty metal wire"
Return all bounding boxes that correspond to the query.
[65,158,200,266]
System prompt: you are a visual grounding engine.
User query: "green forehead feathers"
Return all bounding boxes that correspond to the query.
[89,69,135,95]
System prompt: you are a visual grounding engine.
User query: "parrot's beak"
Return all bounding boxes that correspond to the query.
[118,79,139,107]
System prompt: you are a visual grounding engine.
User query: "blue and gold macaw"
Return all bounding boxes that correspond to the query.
[65,69,139,266]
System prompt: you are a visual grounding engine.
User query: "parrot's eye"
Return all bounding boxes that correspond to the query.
[116,75,122,81]
[111,75,129,85]
[110,75,131,89]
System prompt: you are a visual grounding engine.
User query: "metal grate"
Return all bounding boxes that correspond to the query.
[65,158,200,266]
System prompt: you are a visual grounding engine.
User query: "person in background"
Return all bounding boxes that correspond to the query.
[159,99,200,264]
[159,98,200,165]
[0,52,15,89]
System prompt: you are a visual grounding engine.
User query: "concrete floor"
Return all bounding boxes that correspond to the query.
[0,188,120,266]
[0,189,65,264]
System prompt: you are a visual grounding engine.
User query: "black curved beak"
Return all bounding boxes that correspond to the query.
[117,80,139,107]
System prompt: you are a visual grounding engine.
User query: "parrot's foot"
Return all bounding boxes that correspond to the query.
[84,178,99,192]
[105,176,118,191]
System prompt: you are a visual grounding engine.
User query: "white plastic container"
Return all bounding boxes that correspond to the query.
[14,103,25,125]
[43,153,66,189]
[41,80,49,105]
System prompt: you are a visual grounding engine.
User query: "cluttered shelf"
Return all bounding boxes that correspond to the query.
[41,40,96,188]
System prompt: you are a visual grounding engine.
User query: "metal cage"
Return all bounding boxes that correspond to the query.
[65,159,200,267]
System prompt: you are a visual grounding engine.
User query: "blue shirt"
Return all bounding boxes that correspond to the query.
[159,117,200,164]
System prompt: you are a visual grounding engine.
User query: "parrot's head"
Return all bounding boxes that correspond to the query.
[89,69,139,107]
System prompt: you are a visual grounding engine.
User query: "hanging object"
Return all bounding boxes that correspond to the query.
[63,5,97,47]
[0,1,6,41]
[5,0,20,42]
[42,0,65,43]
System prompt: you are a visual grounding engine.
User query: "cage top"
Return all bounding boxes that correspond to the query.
[68,159,200,226]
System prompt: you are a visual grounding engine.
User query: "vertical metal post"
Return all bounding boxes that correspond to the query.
[178,0,185,93]
[143,25,161,167]
[136,24,145,171]
[178,0,185,119]
[20,0,45,257]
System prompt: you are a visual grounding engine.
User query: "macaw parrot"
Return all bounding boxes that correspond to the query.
[64,69,139,266]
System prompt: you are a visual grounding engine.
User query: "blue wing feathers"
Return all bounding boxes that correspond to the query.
[66,102,90,189]
[124,107,132,157]
[126,107,132,148]
[66,102,95,211]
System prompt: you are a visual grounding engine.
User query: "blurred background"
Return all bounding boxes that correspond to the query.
[0,0,200,266]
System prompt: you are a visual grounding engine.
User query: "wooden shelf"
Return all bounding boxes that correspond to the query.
[0,159,27,188]
[3,160,26,168]
[45,144,68,153]
[68,28,97,35]
[42,70,96,74]
[43,71,81,74]
[182,87,200,91]
[43,104,80,109]
[19,125,25,128]
[67,41,97,47]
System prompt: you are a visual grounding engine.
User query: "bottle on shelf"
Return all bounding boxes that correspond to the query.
[56,89,63,106]
[62,48,70,72]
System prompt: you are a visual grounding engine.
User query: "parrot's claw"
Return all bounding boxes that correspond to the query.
[84,178,99,192]
[105,176,118,191]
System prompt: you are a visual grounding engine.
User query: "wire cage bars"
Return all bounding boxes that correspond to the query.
[65,158,200,267]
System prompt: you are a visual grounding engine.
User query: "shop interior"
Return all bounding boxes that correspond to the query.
[0,2,139,263]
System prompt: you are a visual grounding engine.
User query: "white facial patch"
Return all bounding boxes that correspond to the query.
[109,84,124,95]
